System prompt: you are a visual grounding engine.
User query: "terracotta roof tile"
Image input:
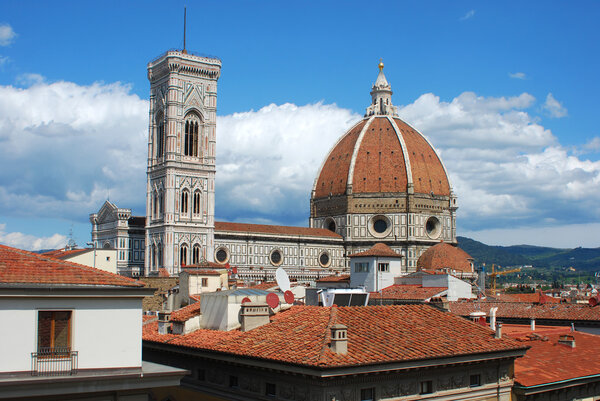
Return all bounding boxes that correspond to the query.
[448,300,600,322]
[316,274,350,283]
[369,285,447,301]
[244,282,278,290]
[0,244,143,287]
[494,292,561,304]
[170,302,202,323]
[182,268,224,276]
[348,243,402,258]
[511,329,600,387]
[215,221,341,239]
[143,305,527,368]
[417,242,473,273]
[42,248,90,258]
[313,117,450,198]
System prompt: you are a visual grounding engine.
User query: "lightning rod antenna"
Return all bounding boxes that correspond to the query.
[183,7,187,53]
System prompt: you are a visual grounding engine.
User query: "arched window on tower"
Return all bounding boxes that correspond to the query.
[153,191,158,219]
[193,244,200,264]
[193,190,201,216]
[184,113,202,157]
[151,244,157,271]
[157,242,163,268]
[180,244,188,267]
[156,112,165,158]
[158,190,164,219]
[181,190,189,215]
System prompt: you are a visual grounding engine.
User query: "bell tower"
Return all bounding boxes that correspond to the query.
[145,50,221,276]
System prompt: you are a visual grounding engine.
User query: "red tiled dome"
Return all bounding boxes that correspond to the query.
[313,116,450,198]
[417,242,473,273]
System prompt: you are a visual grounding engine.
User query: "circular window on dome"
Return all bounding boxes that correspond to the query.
[324,218,336,233]
[425,216,442,239]
[269,249,283,266]
[318,251,331,268]
[368,215,392,238]
[214,247,229,264]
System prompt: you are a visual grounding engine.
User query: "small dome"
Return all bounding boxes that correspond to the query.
[313,116,450,198]
[417,242,473,273]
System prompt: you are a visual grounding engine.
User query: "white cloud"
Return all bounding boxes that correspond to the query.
[0,55,9,67]
[0,77,598,248]
[0,24,16,46]
[542,92,568,118]
[0,223,67,251]
[583,137,600,152]
[216,103,358,221]
[0,80,148,224]
[16,73,45,87]
[460,10,475,21]
[509,72,526,80]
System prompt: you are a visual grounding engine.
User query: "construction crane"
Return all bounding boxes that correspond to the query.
[488,264,521,294]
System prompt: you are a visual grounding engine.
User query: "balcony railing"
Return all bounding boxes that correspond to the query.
[31,347,78,376]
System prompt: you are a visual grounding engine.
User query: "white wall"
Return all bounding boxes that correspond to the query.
[350,256,403,292]
[67,249,117,274]
[0,296,141,373]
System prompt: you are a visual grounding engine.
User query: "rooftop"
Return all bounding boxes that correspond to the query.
[369,285,447,301]
[509,328,600,388]
[316,274,350,283]
[348,243,402,258]
[0,244,143,288]
[215,221,342,239]
[448,300,600,322]
[143,304,527,368]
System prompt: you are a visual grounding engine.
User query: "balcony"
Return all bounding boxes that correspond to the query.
[31,347,78,376]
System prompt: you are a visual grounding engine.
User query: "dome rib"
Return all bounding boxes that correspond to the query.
[387,116,413,189]
[346,116,375,193]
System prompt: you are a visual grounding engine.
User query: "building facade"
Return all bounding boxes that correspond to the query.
[92,52,460,278]
[145,50,221,275]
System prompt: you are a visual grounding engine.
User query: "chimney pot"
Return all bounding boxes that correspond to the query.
[558,334,576,348]
[495,322,502,339]
[240,302,270,332]
[330,323,348,355]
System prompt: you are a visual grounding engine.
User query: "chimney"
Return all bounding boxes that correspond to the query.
[240,302,270,332]
[558,334,576,348]
[158,311,171,335]
[530,318,536,331]
[330,324,348,355]
[495,322,502,339]
[490,307,498,331]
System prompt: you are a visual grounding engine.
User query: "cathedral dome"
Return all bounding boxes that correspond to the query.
[313,115,450,198]
[416,242,473,273]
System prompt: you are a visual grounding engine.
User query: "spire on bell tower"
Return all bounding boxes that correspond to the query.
[365,59,398,117]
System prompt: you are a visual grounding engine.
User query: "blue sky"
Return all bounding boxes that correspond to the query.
[0,1,599,249]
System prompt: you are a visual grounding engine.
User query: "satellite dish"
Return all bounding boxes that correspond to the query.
[266,292,279,309]
[284,290,294,304]
[275,267,291,293]
[241,297,251,304]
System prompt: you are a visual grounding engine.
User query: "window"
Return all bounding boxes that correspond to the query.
[38,311,72,352]
[470,374,481,387]
[420,380,433,394]
[360,388,375,401]
[181,190,189,214]
[156,113,165,158]
[193,191,201,215]
[157,243,163,268]
[378,263,389,272]
[180,244,188,267]
[193,244,201,264]
[153,191,158,218]
[215,247,228,264]
[270,250,282,266]
[229,375,238,388]
[319,252,330,267]
[355,262,369,273]
[201,278,208,287]
[184,114,201,157]
[265,382,276,397]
